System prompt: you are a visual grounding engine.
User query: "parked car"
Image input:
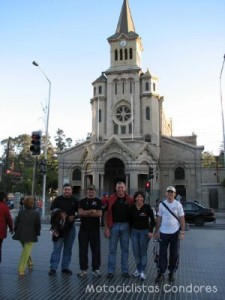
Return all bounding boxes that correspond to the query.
[182,201,215,226]
[6,199,14,210]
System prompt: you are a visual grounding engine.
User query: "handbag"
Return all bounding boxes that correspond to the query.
[160,201,181,230]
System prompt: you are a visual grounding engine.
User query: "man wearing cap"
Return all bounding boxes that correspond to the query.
[154,186,185,283]
[104,181,133,279]
[77,185,102,278]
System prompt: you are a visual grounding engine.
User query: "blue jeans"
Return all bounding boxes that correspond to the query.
[108,222,129,274]
[131,228,150,272]
[50,224,76,270]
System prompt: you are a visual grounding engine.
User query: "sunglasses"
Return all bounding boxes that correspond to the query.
[167,190,175,193]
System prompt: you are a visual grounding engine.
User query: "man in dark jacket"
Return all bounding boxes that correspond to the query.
[48,183,78,276]
[104,181,133,279]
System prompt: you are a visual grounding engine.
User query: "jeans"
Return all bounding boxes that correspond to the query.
[159,231,180,274]
[108,222,129,274]
[131,228,150,272]
[50,224,76,270]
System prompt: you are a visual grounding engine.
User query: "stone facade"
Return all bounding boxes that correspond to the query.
[57,0,225,208]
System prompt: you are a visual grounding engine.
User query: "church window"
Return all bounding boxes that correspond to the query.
[120,49,123,60]
[121,126,126,134]
[115,82,117,94]
[99,86,102,94]
[153,82,156,91]
[114,124,118,134]
[125,49,128,60]
[94,87,96,96]
[122,82,125,94]
[72,168,81,181]
[146,107,150,120]
[145,135,151,142]
[130,81,132,93]
[115,49,118,61]
[129,123,132,134]
[145,82,150,91]
[99,109,102,123]
[115,105,131,122]
[175,167,185,180]
[129,48,133,59]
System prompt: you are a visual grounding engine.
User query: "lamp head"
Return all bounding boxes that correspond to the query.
[32,61,39,66]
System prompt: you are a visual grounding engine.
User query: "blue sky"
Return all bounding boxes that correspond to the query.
[1,0,225,155]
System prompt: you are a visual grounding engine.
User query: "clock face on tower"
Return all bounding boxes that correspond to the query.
[119,40,127,47]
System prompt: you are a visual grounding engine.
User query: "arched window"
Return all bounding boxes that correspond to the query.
[125,49,128,60]
[175,167,185,180]
[129,48,133,59]
[122,82,125,94]
[114,124,118,134]
[115,82,117,94]
[146,107,150,120]
[115,49,118,61]
[153,82,156,91]
[99,109,102,123]
[145,82,150,91]
[120,49,123,60]
[72,168,81,181]
[130,81,132,93]
[99,86,102,94]
[94,87,96,96]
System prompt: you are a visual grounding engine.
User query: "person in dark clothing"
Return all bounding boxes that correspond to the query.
[129,191,156,280]
[77,185,102,277]
[104,181,133,279]
[13,196,41,276]
[48,183,78,276]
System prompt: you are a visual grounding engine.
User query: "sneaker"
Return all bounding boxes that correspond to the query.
[155,272,164,283]
[140,272,146,280]
[132,270,140,277]
[168,273,175,283]
[62,269,73,275]
[77,270,87,278]
[48,269,56,276]
[92,270,101,277]
[122,272,130,278]
[107,273,114,279]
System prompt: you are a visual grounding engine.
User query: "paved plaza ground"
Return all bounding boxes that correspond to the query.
[0,212,225,300]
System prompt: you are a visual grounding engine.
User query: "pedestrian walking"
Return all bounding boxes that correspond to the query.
[48,183,78,276]
[154,186,185,283]
[129,191,156,280]
[0,191,13,264]
[12,196,41,276]
[104,181,133,279]
[77,185,102,278]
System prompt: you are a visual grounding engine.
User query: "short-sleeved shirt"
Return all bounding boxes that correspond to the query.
[50,195,78,218]
[129,204,156,232]
[79,197,102,231]
[158,199,184,234]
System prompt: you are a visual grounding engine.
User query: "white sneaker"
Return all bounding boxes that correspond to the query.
[140,272,146,280]
[132,270,140,277]
[92,270,101,277]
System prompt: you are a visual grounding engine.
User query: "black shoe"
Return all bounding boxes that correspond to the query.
[62,269,73,275]
[122,272,130,278]
[155,272,164,283]
[107,273,114,279]
[168,273,175,283]
[48,269,56,276]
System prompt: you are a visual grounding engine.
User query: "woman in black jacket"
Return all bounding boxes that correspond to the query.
[13,196,41,276]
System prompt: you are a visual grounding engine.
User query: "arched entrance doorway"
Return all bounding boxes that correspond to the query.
[104,158,125,194]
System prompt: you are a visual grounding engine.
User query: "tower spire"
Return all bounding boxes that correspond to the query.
[116,0,135,34]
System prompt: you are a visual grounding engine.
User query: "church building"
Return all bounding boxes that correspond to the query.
[57,0,205,204]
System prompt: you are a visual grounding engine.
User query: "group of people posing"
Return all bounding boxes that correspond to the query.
[0,181,185,284]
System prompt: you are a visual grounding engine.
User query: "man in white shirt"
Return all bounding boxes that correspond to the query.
[154,186,185,283]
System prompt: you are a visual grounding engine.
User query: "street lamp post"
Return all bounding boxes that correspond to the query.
[219,55,225,166]
[32,61,51,219]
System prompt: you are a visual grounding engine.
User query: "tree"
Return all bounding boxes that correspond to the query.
[54,128,73,151]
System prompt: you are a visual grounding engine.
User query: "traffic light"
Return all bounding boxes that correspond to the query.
[145,180,151,192]
[148,166,154,179]
[39,159,46,175]
[30,131,42,155]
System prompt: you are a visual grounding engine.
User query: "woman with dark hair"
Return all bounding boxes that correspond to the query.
[0,191,13,264]
[129,191,156,280]
[13,196,41,276]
